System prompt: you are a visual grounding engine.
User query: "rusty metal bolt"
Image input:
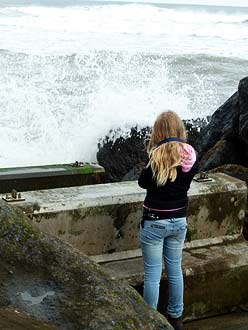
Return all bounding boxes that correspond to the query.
[199,171,209,180]
[11,189,17,199]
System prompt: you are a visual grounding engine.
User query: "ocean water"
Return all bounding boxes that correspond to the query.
[0,0,248,167]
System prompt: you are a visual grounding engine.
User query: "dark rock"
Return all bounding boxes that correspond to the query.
[0,201,173,330]
[197,91,240,156]
[244,216,248,241]
[200,140,246,171]
[207,164,248,185]
[97,127,150,182]
[197,76,248,172]
[0,306,59,330]
[97,119,208,182]
[184,117,210,153]
[239,77,248,145]
[122,162,145,182]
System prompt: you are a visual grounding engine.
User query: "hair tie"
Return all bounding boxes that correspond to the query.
[157,137,185,147]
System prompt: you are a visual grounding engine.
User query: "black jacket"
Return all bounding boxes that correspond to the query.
[138,157,199,218]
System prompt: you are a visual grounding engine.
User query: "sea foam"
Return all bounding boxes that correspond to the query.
[0,1,247,167]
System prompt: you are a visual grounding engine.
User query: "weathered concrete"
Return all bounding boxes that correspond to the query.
[184,312,248,330]
[8,173,247,256]
[0,162,105,193]
[0,201,173,330]
[100,240,248,320]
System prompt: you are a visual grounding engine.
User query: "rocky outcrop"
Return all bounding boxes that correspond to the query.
[97,119,208,182]
[199,139,246,172]
[97,127,150,182]
[0,306,58,330]
[0,201,172,330]
[208,164,248,184]
[239,78,248,145]
[198,76,248,171]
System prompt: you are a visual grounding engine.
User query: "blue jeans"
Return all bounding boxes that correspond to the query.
[140,217,187,318]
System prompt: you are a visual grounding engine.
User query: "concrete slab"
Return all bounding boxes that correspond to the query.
[5,173,246,256]
[6,172,246,211]
[100,240,248,320]
[0,163,105,193]
[100,241,248,284]
[184,312,248,330]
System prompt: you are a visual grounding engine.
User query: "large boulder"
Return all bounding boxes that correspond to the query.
[0,306,58,330]
[199,139,247,171]
[198,76,248,171]
[239,77,248,145]
[197,91,240,156]
[0,201,173,330]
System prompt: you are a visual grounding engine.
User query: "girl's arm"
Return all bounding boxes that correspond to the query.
[138,163,153,189]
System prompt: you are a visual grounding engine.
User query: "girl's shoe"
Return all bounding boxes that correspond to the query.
[167,315,183,330]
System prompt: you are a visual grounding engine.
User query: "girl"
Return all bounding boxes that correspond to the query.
[138,111,199,330]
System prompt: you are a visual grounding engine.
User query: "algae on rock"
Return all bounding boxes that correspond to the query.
[0,201,172,330]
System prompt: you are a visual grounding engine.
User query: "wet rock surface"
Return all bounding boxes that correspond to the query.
[199,140,246,172]
[0,306,59,330]
[0,201,173,330]
[97,118,208,182]
[6,272,64,325]
[97,127,150,182]
[198,76,248,171]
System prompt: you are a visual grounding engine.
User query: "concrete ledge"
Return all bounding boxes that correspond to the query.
[99,240,248,285]
[184,312,248,330]
[100,240,248,320]
[6,173,246,256]
[90,233,243,263]
[0,163,105,193]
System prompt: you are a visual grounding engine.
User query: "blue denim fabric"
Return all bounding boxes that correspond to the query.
[140,217,187,318]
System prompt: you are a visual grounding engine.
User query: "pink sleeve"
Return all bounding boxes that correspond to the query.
[181,144,196,172]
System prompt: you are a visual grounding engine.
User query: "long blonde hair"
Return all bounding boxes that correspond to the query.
[147,111,187,186]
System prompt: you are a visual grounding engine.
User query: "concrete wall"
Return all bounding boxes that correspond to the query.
[0,163,105,193]
[13,173,247,256]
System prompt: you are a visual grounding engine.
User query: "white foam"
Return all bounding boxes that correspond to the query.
[0,4,247,56]
[0,2,247,167]
[0,52,198,166]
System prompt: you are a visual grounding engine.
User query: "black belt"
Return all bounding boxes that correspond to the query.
[141,207,187,228]
[141,212,165,228]
[143,212,163,221]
